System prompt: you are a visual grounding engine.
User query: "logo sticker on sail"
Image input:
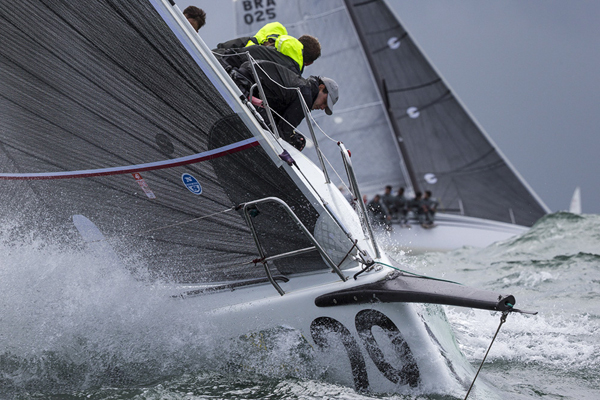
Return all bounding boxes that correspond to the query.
[182,173,202,195]
[132,173,156,199]
[387,37,401,50]
[407,106,420,119]
[424,173,438,184]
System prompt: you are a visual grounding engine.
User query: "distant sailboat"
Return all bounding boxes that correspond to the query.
[1,0,535,395]
[234,0,550,252]
[569,186,582,214]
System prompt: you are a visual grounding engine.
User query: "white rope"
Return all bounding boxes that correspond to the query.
[86,207,236,243]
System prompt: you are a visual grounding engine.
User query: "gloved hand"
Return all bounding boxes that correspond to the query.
[229,68,252,98]
[289,132,306,151]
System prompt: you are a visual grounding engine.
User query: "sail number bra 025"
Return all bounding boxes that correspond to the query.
[240,0,277,25]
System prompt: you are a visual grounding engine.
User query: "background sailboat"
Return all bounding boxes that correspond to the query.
[569,186,581,214]
[233,0,551,252]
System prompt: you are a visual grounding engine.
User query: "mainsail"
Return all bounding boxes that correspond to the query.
[234,0,549,226]
[0,0,333,283]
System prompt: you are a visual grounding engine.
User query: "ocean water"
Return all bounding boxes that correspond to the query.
[0,212,598,399]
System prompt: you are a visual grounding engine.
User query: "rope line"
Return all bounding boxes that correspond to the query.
[85,207,235,243]
[374,261,463,285]
[464,311,509,399]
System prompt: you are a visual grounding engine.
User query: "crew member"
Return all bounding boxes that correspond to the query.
[232,60,338,151]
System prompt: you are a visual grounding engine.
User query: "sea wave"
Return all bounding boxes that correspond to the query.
[1,212,598,398]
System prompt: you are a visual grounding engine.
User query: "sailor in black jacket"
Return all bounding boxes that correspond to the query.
[235,60,338,151]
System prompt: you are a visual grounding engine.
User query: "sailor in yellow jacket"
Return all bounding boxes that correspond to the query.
[215,26,321,75]
[216,21,288,49]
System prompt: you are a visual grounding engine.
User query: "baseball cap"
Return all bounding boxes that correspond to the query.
[321,77,339,115]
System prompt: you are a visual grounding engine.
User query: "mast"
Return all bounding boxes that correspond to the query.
[343,0,420,194]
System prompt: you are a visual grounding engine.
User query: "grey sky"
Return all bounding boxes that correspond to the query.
[178,0,600,215]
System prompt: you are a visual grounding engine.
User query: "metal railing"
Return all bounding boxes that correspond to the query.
[233,57,381,285]
[296,88,331,184]
[239,196,347,295]
[246,61,280,139]
[337,142,381,259]
[292,89,377,258]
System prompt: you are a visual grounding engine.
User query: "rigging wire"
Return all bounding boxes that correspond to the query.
[266,104,354,198]
[464,311,510,400]
[213,50,354,194]
[213,51,360,221]
[374,261,463,285]
[377,251,517,400]
[213,50,343,149]
[248,60,355,191]
[223,51,341,145]
[84,207,236,243]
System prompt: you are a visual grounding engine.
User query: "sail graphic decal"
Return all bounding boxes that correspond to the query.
[0,138,259,180]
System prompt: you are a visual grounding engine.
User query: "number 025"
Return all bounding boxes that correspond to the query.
[243,8,276,25]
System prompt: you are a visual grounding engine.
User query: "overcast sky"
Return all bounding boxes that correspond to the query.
[178,0,599,215]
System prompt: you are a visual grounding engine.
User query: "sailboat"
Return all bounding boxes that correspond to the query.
[233,0,551,253]
[569,186,582,214]
[0,0,534,395]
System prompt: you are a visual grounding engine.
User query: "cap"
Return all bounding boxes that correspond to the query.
[321,77,339,115]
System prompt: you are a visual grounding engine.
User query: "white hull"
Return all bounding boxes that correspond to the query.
[173,266,478,395]
[159,142,506,396]
[377,213,528,254]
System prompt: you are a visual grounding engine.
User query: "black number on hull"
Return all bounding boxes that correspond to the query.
[309,311,421,392]
[355,309,420,387]
[310,317,369,392]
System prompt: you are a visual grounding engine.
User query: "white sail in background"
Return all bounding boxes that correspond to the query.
[569,186,582,214]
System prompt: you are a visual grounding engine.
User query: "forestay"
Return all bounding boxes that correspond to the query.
[0,0,331,283]
[235,0,549,226]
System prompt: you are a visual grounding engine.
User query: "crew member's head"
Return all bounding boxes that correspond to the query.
[183,6,206,32]
[313,77,339,115]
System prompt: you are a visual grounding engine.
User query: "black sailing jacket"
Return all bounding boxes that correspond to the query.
[237,60,319,141]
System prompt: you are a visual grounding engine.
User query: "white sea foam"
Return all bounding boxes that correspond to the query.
[445,308,599,369]
[0,229,223,391]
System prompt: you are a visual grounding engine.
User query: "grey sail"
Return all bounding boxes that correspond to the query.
[235,0,549,226]
[0,0,331,283]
